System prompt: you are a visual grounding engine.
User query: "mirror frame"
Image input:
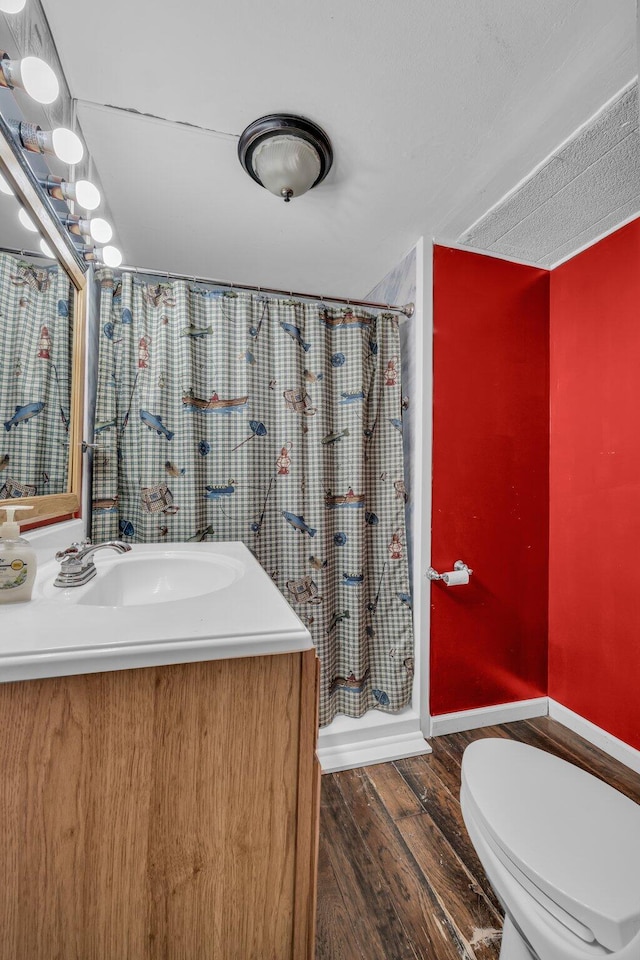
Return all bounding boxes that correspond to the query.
[0,112,87,525]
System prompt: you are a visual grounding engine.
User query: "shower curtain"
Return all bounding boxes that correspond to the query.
[0,253,72,499]
[92,269,413,725]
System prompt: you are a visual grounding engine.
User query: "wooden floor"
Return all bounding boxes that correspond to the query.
[315,716,640,960]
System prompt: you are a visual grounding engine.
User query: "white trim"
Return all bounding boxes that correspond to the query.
[547,210,640,269]
[317,707,431,772]
[455,79,637,244]
[317,709,430,772]
[319,705,420,747]
[430,697,548,737]
[432,239,545,270]
[413,237,432,739]
[434,210,640,274]
[548,699,640,776]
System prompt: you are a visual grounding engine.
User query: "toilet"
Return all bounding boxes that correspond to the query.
[460,738,640,960]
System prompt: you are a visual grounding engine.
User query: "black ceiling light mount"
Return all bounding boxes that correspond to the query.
[238,114,333,202]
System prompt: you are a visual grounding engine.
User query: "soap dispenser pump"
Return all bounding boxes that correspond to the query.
[0,505,37,603]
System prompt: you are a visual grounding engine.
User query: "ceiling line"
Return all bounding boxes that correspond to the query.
[73,98,240,141]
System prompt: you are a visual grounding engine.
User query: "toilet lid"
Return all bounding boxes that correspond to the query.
[461,739,640,952]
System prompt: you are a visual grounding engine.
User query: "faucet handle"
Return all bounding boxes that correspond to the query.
[55,539,91,562]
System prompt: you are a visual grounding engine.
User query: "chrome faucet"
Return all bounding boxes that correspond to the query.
[54,539,132,587]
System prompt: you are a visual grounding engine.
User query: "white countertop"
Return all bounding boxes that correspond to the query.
[0,541,312,683]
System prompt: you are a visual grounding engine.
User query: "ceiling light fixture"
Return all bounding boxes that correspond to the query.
[10,121,84,164]
[63,214,112,244]
[238,114,333,202]
[0,0,27,12]
[84,244,122,268]
[0,52,59,104]
[42,176,101,211]
[39,238,55,258]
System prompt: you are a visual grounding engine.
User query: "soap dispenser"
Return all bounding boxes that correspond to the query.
[0,505,37,603]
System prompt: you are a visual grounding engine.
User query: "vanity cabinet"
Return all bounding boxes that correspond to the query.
[0,648,320,960]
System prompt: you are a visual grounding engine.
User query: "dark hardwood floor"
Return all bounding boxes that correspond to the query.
[315,716,640,960]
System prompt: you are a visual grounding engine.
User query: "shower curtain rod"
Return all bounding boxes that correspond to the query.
[120,262,415,318]
[1,245,52,261]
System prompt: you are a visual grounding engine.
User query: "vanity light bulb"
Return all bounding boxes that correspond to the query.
[18,207,37,232]
[73,179,101,211]
[101,245,122,268]
[89,217,112,244]
[50,128,84,165]
[40,239,54,258]
[0,171,13,196]
[15,56,59,104]
[0,0,27,12]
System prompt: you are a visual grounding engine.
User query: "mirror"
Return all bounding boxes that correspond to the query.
[0,112,86,525]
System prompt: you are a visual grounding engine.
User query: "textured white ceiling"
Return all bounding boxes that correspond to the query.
[457,83,640,266]
[40,0,637,293]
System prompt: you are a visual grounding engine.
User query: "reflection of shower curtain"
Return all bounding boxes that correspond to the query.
[92,270,413,725]
[0,253,72,498]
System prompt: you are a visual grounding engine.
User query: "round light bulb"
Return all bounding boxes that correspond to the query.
[73,179,101,211]
[253,135,321,200]
[18,207,37,232]
[89,217,112,243]
[18,57,59,105]
[50,128,83,164]
[101,245,122,268]
[40,239,54,258]
[0,0,27,12]
[0,171,13,196]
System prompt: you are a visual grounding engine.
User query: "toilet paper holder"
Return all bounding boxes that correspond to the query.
[427,560,473,582]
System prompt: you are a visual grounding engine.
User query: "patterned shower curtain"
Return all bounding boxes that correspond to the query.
[0,253,72,499]
[92,270,413,725]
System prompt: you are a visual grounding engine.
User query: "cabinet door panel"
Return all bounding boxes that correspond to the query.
[0,654,307,960]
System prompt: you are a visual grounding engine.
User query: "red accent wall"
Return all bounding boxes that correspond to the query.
[431,246,549,715]
[549,219,640,750]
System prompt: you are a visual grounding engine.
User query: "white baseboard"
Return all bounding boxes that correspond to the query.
[317,696,640,777]
[317,729,431,773]
[317,707,431,773]
[548,699,640,776]
[430,697,549,737]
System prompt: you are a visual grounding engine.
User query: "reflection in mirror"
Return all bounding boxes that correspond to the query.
[0,249,73,498]
[0,108,87,524]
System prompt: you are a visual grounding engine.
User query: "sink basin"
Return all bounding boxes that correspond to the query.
[3,541,311,684]
[44,549,244,607]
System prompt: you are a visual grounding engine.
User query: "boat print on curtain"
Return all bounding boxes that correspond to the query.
[92,270,413,726]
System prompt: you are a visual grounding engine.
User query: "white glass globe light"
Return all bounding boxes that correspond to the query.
[0,171,13,196]
[0,0,27,12]
[73,180,101,211]
[17,57,59,104]
[253,135,321,200]
[101,245,122,268]
[50,128,84,164]
[40,239,55,259]
[18,207,37,232]
[89,218,112,243]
